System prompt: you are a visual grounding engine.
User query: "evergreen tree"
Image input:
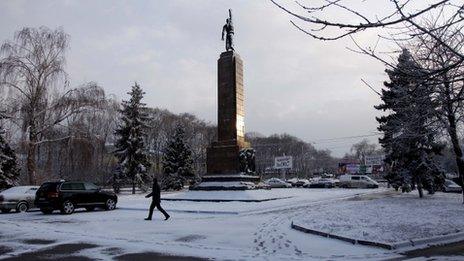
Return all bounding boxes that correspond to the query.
[161,125,194,190]
[114,83,152,194]
[0,126,20,189]
[376,49,445,198]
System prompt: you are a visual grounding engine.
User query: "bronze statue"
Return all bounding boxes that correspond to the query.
[239,148,256,174]
[222,9,234,51]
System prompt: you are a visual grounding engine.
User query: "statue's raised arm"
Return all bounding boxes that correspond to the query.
[229,9,233,24]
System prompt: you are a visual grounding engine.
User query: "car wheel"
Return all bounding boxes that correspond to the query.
[61,201,75,215]
[16,202,29,213]
[105,198,116,210]
[85,206,95,211]
[1,208,11,213]
[40,208,53,214]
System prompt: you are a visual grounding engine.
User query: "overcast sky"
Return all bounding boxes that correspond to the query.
[0,0,398,157]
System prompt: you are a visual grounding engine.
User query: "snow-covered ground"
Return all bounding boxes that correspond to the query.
[122,188,388,214]
[0,188,459,260]
[293,192,464,244]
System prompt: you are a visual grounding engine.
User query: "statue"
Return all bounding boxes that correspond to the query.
[239,148,256,174]
[222,9,234,51]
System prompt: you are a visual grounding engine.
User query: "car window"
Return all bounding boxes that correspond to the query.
[84,183,99,190]
[60,183,72,190]
[71,183,85,190]
[352,176,360,180]
[39,182,59,192]
[61,182,85,191]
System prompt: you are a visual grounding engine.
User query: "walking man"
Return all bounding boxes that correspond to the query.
[145,178,170,221]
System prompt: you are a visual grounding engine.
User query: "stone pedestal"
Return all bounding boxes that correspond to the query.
[207,51,248,175]
[192,51,259,191]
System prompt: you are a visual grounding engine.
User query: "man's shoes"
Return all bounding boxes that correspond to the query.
[145,217,151,221]
[165,215,170,221]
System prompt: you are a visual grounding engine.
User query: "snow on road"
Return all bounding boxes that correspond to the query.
[0,188,400,260]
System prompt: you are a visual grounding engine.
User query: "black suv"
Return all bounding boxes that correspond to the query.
[35,181,118,215]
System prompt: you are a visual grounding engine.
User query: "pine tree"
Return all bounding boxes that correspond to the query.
[376,49,445,198]
[114,83,152,194]
[0,125,20,189]
[161,125,194,190]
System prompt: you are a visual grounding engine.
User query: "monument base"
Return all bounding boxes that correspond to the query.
[190,174,261,191]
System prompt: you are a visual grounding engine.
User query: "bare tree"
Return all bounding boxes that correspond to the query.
[413,24,464,200]
[0,27,104,184]
[350,139,379,163]
[271,0,464,93]
[271,0,463,60]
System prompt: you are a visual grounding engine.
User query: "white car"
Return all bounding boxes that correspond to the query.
[0,186,39,213]
[265,178,292,188]
[287,178,310,187]
[339,175,379,188]
[305,178,337,188]
[443,179,462,193]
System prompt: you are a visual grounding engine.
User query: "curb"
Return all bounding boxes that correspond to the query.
[161,196,292,203]
[291,222,464,251]
[407,231,464,247]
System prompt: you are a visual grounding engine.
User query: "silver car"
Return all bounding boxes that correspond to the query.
[265,178,292,188]
[0,186,39,213]
[443,179,462,193]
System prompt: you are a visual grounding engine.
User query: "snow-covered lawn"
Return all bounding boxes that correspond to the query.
[293,192,464,244]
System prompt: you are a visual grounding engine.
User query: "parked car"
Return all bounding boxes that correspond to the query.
[286,178,299,187]
[339,175,379,188]
[255,182,271,190]
[0,186,39,213]
[264,178,292,188]
[306,178,337,188]
[35,181,118,215]
[287,178,310,187]
[443,179,462,193]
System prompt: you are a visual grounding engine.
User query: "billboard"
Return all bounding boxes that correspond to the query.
[274,156,293,170]
[364,155,385,166]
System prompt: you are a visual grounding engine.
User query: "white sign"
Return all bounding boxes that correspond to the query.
[365,155,385,166]
[274,156,293,169]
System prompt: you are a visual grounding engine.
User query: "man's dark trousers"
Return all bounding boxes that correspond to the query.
[147,200,169,220]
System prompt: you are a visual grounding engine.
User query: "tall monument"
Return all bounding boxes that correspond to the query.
[192,9,259,190]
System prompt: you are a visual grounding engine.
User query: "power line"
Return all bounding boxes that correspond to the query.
[311,133,382,144]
